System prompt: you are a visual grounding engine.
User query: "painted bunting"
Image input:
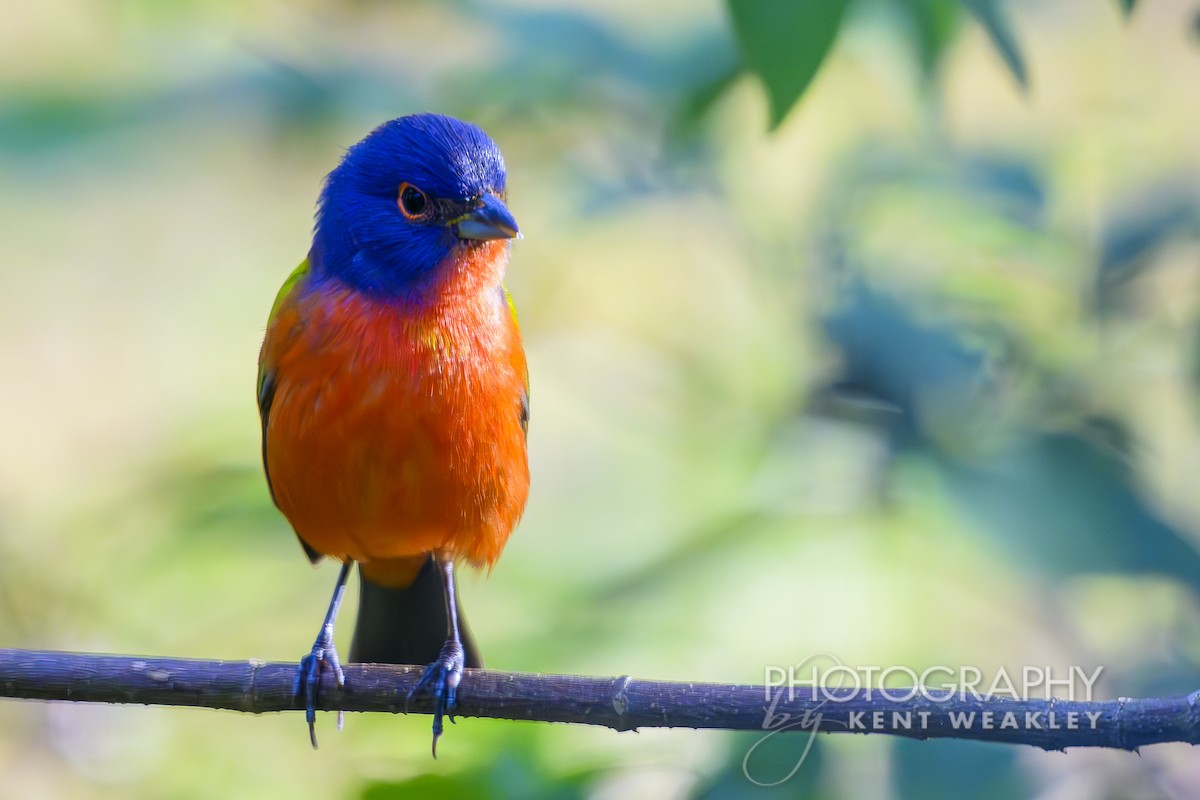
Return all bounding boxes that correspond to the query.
[257,114,529,753]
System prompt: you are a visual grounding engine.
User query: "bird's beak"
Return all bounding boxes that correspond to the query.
[454,193,521,241]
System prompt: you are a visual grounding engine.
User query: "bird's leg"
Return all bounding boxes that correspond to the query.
[406,556,466,758]
[294,559,351,749]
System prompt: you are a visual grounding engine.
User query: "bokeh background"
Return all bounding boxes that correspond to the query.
[2,0,1200,797]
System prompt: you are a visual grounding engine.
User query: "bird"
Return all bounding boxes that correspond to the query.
[256,113,529,754]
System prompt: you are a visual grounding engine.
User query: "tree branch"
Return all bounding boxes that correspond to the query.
[1,648,1198,751]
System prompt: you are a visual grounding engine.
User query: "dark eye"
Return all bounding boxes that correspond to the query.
[398,183,430,219]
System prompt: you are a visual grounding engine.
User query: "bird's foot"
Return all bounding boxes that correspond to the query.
[406,638,465,758]
[293,622,345,749]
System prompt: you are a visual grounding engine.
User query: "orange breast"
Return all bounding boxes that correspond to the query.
[260,242,529,582]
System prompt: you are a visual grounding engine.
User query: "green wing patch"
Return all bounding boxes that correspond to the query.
[258,259,322,565]
[503,286,530,437]
[257,258,311,402]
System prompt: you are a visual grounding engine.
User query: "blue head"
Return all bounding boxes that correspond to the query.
[311,114,520,298]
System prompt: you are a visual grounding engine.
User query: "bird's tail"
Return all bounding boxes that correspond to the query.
[349,556,482,668]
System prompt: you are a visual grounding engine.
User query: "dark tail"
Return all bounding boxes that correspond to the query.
[349,556,482,668]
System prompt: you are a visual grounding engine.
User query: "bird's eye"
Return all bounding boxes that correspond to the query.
[398,183,431,220]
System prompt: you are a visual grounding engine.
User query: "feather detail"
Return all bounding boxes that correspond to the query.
[258,240,529,572]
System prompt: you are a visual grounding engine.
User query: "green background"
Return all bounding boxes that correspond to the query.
[1,0,1199,797]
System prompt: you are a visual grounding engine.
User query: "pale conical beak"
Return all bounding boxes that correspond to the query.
[454,193,521,241]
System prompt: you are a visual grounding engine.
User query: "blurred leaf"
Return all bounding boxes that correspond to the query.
[1192,323,1200,394]
[726,0,852,127]
[895,0,961,82]
[693,731,828,799]
[0,63,401,161]
[956,154,1045,227]
[361,753,594,800]
[819,283,992,449]
[960,0,1028,89]
[937,425,1200,592]
[1094,191,1200,315]
[819,283,1200,593]
[1119,658,1200,698]
[363,773,498,800]
[892,738,1031,800]
[0,90,148,157]
[455,7,740,116]
[1117,0,1137,18]
[672,64,744,138]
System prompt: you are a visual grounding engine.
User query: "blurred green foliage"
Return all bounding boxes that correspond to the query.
[1,0,1199,798]
[726,0,1030,127]
[727,0,852,127]
[725,0,1159,128]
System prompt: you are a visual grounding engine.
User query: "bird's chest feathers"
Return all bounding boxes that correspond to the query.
[296,282,516,422]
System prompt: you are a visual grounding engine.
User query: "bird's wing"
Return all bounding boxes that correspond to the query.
[258,258,323,564]
[503,286,530,436]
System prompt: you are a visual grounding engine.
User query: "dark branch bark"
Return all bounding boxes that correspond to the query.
[1,648,1198,751]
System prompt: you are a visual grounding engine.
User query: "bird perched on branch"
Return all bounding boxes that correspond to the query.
[257,113,529,753]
